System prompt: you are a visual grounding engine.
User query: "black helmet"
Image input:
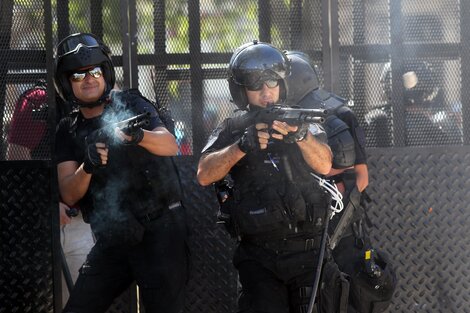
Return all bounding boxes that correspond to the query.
[284,51,346,111]
[228,40,290,110]
[284,50,320,107]
[54,33,115,105]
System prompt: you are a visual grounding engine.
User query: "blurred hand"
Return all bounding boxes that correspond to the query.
[83,142,108,174]
[115,127,144,145]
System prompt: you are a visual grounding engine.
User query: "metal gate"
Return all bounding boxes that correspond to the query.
[0,1,469,312]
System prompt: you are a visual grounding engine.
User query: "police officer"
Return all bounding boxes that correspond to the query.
[283,51,367,195]
[284,52,397,313]
[197,41,333,313]
[55,33,188,313]
[366,61,456,147]
[401,61,451,146]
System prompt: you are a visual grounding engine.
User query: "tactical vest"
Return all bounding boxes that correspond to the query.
[226,141,330,239]
[68,93,182,246]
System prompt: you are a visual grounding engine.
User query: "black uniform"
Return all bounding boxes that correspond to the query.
[203,117,331,313]
[56,90,189,313]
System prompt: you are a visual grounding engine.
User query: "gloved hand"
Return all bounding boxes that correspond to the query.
[83,142,105,174]
[121,127,144,145]
[237,125,261,154]
[283,123,309,143]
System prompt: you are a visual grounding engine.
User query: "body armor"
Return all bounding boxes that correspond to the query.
[68,90,182,247]
[214,118,330,240]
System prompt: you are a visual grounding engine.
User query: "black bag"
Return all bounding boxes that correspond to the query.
[333,237,397,313]
[348,250,396,313]
[319,260,350,313]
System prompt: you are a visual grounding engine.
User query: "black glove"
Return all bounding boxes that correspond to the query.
[283,123,309,143]
[83,143,104,174]
[237,125,260,154]
[122,127,144,145]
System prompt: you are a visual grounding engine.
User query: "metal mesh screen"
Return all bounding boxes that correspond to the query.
[338,0,465,148]
[0,2,48,161]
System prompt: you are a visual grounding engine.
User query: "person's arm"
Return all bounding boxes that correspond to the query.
[354,163,369,192]
[59,201,72,225]
[271,120,332,175]
[197,143,245,186]
[57,142,108,206]
[296,131,333,175]
[117,126,178,156]
[58,160,92,206]
[197,122,270,186]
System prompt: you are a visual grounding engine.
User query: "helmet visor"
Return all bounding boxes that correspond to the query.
[57,33,101,58]
[233,70,283,87]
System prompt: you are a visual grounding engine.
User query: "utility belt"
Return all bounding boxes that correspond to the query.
[91,200,182,249]
[135,200,182,224]
[243,235,322,253]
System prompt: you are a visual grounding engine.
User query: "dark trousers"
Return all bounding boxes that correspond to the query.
[63,208,189,313]
[234,241,321,313]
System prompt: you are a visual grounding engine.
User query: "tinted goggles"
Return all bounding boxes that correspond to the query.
[245,79,280,91]
[57,33,101,58]
[70,66,103,82]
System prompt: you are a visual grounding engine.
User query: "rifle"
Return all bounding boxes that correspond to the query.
[230,104,327,133]
[329,186,363,250]
[86,112,151,145]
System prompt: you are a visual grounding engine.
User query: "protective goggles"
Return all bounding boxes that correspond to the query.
[70,66,103,82]
[57,33,101,58]
[245,79,280,91]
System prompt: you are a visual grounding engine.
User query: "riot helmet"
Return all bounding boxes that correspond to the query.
[284,50,346,112]
[228,40,290,110]
[54,33,115,106]
[284,51,320,107]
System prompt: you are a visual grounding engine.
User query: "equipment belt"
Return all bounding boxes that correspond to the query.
[140,201,182,222]
[246,237,321,253]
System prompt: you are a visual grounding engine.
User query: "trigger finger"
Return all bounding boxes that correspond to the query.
[255,123,269,130]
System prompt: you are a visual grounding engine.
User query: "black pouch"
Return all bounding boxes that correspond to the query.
[282,182,307,223]
[349,251,397,313]
[319,260,350,313]
[233,187,290,236]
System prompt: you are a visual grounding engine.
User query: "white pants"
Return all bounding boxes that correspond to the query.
[60,213,95,307]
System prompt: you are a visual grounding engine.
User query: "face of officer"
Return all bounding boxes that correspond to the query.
[69,65,106,104]
[245,79,280,108]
